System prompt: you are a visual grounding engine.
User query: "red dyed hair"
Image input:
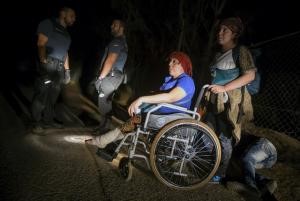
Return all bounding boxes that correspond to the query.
[169,51,193,76]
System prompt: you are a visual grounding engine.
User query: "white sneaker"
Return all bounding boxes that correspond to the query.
[96,128,123,148]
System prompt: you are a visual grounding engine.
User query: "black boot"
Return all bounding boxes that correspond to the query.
[96,140,121,161]
[32,122,44,134]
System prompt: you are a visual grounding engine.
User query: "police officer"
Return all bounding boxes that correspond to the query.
[94,19,128,133]
[31,7,76,133]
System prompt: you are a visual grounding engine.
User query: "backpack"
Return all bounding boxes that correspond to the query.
[232,46,261,95]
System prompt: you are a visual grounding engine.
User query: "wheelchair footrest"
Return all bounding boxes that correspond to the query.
[96,140,120,162]
[96,148,117,162]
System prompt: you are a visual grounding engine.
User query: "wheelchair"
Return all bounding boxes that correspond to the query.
[110,85,221,190]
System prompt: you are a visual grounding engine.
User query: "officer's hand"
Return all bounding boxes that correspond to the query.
[64,69,71,84]
[94,77,102,90]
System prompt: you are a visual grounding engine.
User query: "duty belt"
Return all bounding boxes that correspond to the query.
[47,57,64,65]
[46,57,64,70]
[110,69,123,76]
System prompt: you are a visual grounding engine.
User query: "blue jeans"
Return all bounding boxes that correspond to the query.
[217,133,233,177]
[243,138,277,188]
[203,112,233,178]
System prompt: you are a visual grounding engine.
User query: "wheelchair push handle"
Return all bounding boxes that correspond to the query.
[194,84,210,111]
[194,84,229,110]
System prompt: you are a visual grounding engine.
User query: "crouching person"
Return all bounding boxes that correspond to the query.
[85,51,195,158]
[227,132,278,198]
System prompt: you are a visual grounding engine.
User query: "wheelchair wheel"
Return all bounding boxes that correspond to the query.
[150,119,221,190]
[119,157,133,181]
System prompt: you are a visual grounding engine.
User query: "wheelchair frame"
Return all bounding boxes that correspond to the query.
[112,85,222,190]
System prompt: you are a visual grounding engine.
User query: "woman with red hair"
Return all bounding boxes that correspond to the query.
[86,51,195,151]
[128,51,194,116]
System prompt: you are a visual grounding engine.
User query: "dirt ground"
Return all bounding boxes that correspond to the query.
[0,92,299,201]
[241,123,300,201]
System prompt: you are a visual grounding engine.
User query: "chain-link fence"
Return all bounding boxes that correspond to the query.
[251,32,300,140]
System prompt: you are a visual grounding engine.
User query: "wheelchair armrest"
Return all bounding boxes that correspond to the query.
[143,103,200,130]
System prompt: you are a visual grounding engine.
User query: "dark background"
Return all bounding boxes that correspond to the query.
[1,0,299,136]
[5,0,299,91]
[0,3,298,201]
